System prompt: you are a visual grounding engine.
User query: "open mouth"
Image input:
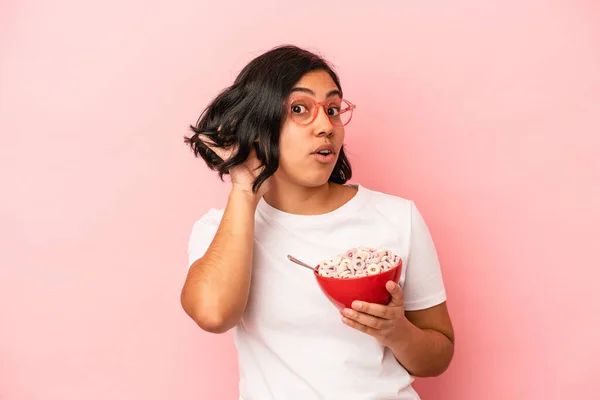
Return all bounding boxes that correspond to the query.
[312,148,336,163]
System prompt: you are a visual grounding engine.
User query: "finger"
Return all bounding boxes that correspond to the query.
[341,308,390,330]
[350,301,401,320]
[385,281,404,306]
[197,133,217,146]
[198,134,235,160]
[341,315,380,338]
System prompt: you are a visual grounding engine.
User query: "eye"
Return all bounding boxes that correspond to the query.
[327,106,340,116]
[291,104,308,114]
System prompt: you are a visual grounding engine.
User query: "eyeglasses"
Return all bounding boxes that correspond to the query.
[287,96,356,127]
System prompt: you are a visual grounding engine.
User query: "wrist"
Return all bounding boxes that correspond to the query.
[388,315,418,356]
[229,187,261,207]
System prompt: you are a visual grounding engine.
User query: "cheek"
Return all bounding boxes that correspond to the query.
[278,126,307,165]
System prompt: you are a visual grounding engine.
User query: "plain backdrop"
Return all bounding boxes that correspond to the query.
[1,0,599,399]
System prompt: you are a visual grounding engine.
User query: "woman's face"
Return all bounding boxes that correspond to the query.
[275,70,347,188]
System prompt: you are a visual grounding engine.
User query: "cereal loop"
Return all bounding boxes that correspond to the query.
[317,247,400,279]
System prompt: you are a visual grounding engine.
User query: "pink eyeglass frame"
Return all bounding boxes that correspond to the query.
[287,96,357,127]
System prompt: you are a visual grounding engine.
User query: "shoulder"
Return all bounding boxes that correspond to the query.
[188,207,225,241]
[191,207,224,228]
[187,208,225,268]
[358,184,415,216]
[356,184,430,236]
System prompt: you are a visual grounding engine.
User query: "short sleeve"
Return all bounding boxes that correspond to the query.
[402,201,447,311]
[187,209,223,268]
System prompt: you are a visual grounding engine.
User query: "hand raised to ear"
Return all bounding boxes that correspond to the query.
[197,134,270,199]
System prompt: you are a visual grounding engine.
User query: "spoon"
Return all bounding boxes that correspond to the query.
[287,255,315,272]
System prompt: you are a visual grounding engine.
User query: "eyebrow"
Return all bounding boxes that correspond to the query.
[290,87,343,98]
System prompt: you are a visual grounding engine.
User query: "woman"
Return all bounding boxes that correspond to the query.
[181,45,454,399]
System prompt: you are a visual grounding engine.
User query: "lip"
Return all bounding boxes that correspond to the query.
[311,144,336,155]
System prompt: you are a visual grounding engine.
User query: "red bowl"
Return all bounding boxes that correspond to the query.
[313,260,403,309]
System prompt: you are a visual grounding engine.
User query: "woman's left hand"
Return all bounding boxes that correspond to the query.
[340,281,410,348]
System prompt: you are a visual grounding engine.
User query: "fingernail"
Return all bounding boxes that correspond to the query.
[353,302,362,310]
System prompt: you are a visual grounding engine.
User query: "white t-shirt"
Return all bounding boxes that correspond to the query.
[187,184,447,400]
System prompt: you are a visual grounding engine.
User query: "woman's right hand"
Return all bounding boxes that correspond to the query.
[198,135,270,201]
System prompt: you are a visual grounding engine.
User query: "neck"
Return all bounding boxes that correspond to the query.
[262,180,340,215]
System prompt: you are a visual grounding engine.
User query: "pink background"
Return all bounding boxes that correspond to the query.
[1,0,599,399]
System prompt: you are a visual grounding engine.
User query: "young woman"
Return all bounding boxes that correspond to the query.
[181,45,454,399]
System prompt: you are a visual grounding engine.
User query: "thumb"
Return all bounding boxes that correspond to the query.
[386,281,404,306]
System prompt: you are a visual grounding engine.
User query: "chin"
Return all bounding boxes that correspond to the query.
[300,174,335,188]
[277,164,336,188]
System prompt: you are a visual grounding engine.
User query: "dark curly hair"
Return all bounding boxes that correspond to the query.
[184,45,352,193]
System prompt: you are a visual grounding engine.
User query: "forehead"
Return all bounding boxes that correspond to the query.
[292,70,340,97]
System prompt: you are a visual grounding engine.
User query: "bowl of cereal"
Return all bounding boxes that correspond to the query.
[313,247,403,309]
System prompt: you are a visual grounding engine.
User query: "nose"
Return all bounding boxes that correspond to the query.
[313,104,334,137]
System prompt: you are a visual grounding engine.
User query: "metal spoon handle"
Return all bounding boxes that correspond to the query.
[287,255,315,271]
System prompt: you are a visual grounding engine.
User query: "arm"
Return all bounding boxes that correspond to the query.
[341,200,453,376]
[394,200,453,376]
[180,189,258,334]
[389,302,454,377]
[180,136,268,334]
[341,283,454,377]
